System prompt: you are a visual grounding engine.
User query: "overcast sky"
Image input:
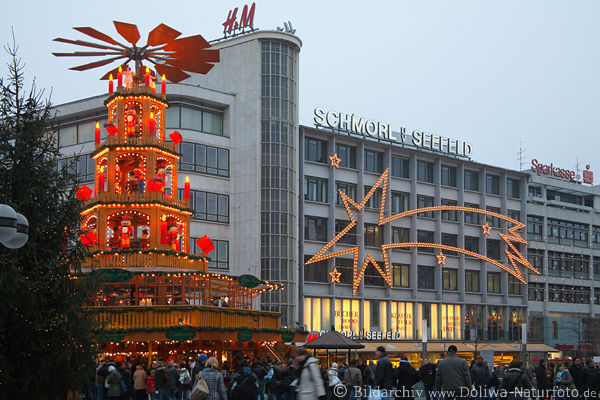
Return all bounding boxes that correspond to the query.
[3,0,599,173]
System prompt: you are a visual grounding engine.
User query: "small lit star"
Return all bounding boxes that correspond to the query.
[436,251,446,265]
[482,222,492,236]
[329,267,341,283]
[329,153,341,168]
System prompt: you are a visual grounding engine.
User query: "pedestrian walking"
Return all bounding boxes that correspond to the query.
[470,356,490,399]
[373,346,394,398]
[343,360,362,400]
[583,359,599,400]
[393,356,419,400]
[570,358,585,400]
[293,347,326,400]
[499,360,531,400]
[418,359,437,400]
[133,364,148,400]
[253,361,268,400]
[179,363,192,400]
[230,361,258,400]
[106,365,122,400]
[554,362,574,400]
[272,361,291,400]
[435,345,471,400]
[201,357,228,400]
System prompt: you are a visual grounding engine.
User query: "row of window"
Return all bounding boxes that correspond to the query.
[304,137,521,197]
[529,185,594,207]
[527,248,600,279]
[304,258,521,294]
[527,216,600,245]
[190,238,229,270]
[179,189,229,223]
[528,283,594,304]
[165,106,224,136]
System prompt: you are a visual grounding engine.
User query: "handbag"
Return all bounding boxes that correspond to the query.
[191,375,210,400]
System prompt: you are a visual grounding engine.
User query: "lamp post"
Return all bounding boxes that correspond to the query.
[0,204,28,249]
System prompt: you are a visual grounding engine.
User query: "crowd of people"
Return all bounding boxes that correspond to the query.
[88,346,600,400]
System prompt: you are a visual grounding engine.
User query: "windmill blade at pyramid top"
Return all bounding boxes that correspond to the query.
[69,56,126,71]
[147,23,181,46]
[162,35,211,52]
[113,21,141,45]
[154,64,190,83]
[53,38,124,52]
[74,27,127,48]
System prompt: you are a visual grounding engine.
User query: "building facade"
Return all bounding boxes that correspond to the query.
[54,30,301,326]
[525,163,600,357]
[299,116,530,350]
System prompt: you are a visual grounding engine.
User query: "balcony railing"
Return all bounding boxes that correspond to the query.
[85,191,190,210]
[89,305,280,331]
[82,252,206,271]
[98,134,178,153]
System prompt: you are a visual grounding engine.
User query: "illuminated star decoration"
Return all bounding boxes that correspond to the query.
[329,153,341,168]
[305,168,540,294]
[329,267,341,283]
[481,222,492,236]
[436,251,446,265]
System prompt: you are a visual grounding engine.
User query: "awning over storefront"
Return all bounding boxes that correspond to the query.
[356,342,558,353]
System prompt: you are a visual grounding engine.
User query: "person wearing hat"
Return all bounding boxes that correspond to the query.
[374,346,394,395]
[192,353,209,383]
[435,345,471,398]
[327,363,343,399]
[105,365,122,400]
[393,356,419,400]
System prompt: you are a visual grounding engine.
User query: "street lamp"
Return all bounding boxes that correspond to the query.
[0,204,28,249]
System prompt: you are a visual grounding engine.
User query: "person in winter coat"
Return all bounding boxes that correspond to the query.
[583,359,599,397]
[230,361,258,400]
[393,356,419,400]
[133,364,148,400]
[327,363,343,400]
[418,359,436,400]
[499,360,531,400]
[570,358,585,397]
[106,365,122,400]
[554,363,574,400]
[272,361,291,400]
[343,360,362,400]
[201,357,228,400]
[147,367,157,400]
[435,345,471,395]
[178,363,192,400]
[253,361,268,400]
[165,362,179,400]
[293,347,326,400]
[535,359,551,395]
[470,356,490,396]
[192,354,209,383]
[373,346,394,392]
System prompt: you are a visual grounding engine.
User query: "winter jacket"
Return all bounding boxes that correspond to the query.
[394,361,419,390]
[272,366,291,393]
[500,368,532,400]
[201,367,228,400]
[374,355,394,390]
[295,357,326,400]
[534,365,549,391]
[231,366,258,400]
[343,367,362,387]
[435,353,471,392]
[328,368,341,387]
[555,369,574,388]
[106,370,122,398]
[133,369,148,391]
[470,362,490,388]
[253,365,268,380]
[419,363,436,387]
[583,365,599,391]
[155,367,167,390]
[166,367,178,391]
[569,364,585,390]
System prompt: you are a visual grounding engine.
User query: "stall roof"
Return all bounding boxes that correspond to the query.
[304,330,365,349]
[356,342,558,353]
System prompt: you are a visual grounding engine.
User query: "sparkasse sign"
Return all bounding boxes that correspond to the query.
[531,159,576,181]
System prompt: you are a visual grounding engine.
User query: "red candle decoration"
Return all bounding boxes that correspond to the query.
[184,176,190,200]
[117,66,123,87]
[160,215,167,244]
[161,74,166,94]
[144,66,150,87]
[94,121,101,144]
[149,112,157,136]
[98,166,105,192]
[108,74,114,94]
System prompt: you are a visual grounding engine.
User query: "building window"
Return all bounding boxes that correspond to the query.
[392,227,409,244]
[191,238,229,270]
[371,300,380,327]
[487,239,501,260]
[527,248,544,272]
[441,199,458,222]
[486,174,500,195]
[336,181,356,205]
[58,155,95,182]
[528,283,545,301]
[441,164,457,187]
[508,276,522,295]
[486,206,502,228]
[167,106,224,136]
[304,255,327,283]
[304,176,327,202]
[441,233,458,255]
[547,219,589,246]
[304,216,328,242]
[548,285,590,303]
[335,220,357,245]
[507,178,520,198]
[442,268,457,291]
[392,264,410,288]
[464,203,481,225]
[507,209,520,222]
[365,263,385,286]
[364,150,383,173]
[594,257,600,280]
[364,186,382,209]
[184,190,229,223]
[592,227,600,247]
[305,137,328,163]
[527,215,543,241]
[465,270,480,292]
[180,142,230,177]
[417,160,434,183]
[418,265,435,289]
[464,170,479,191]
[551,321,558,340]
[464,236,480,254]
[335,258,353,285]
[487,272,501,294]
[364,224,383,247]
[547,251,589,279]
[335,143,356,169]
[417,230,435,253]
[417,195,434,218]
[528,186,542,198]
[391,191,409,214]
[391,155,409,178]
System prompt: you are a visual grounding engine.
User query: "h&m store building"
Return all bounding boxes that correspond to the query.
[298,108,556,362]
